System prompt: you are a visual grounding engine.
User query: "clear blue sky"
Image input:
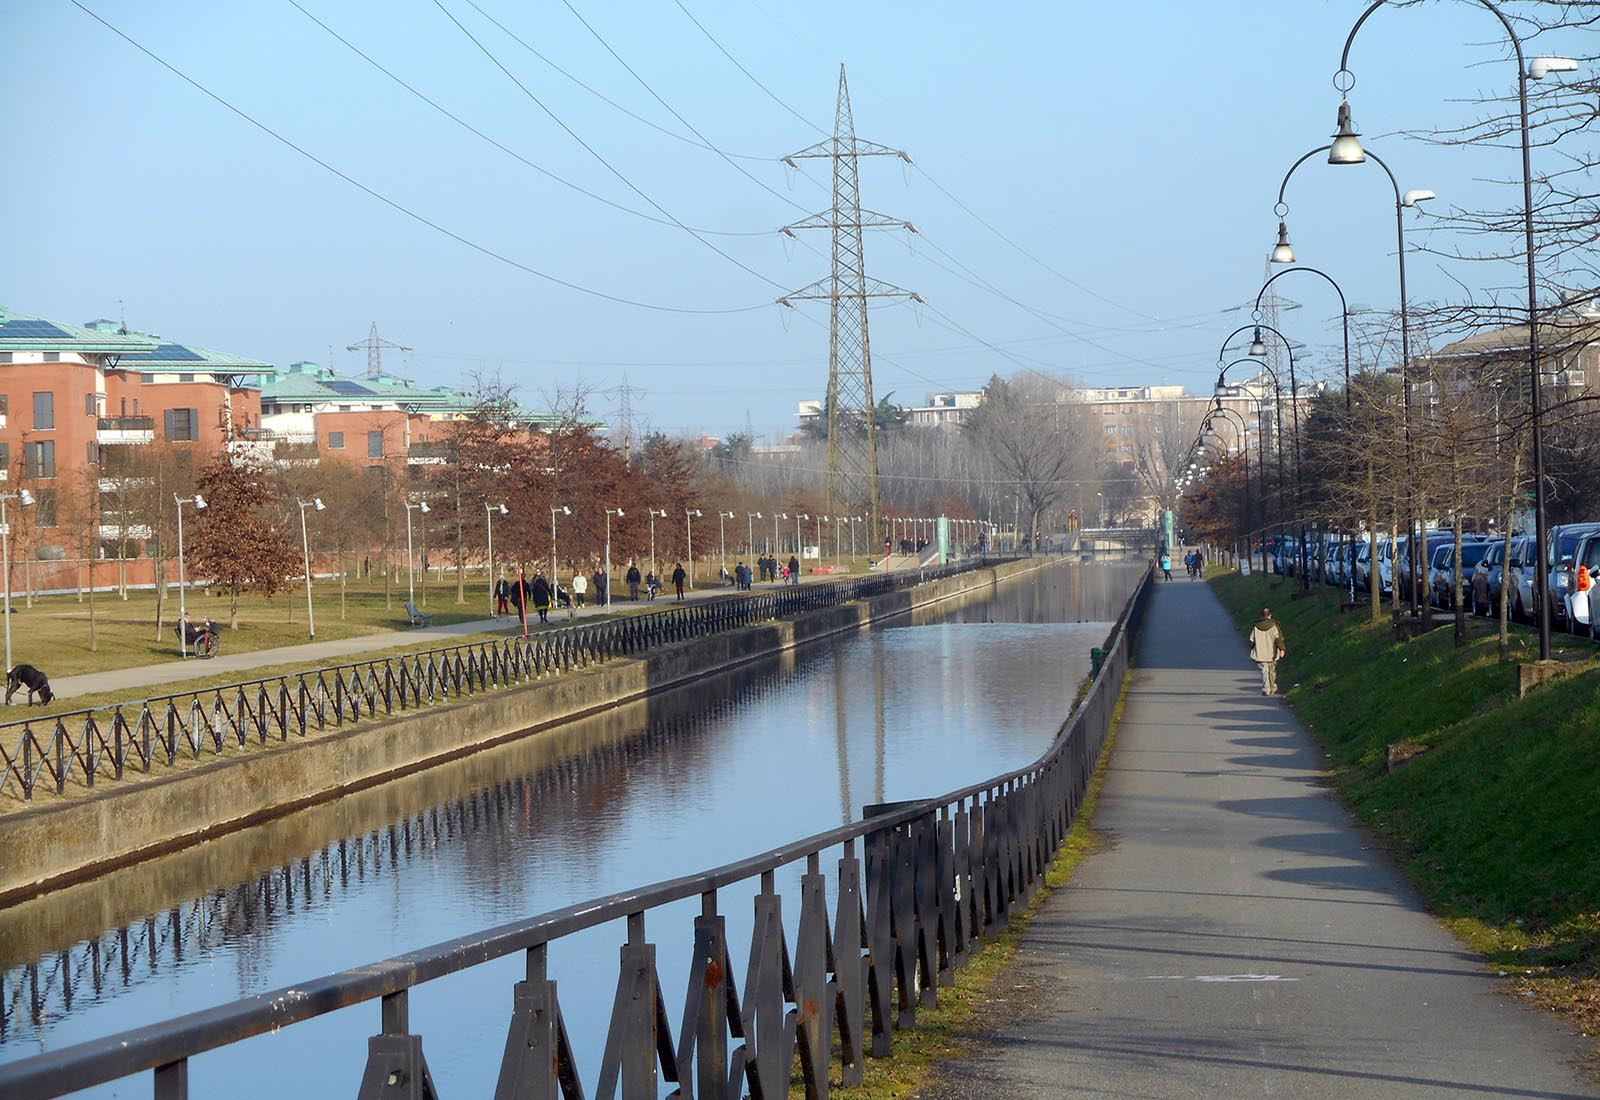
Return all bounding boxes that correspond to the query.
[0,1,1570,441]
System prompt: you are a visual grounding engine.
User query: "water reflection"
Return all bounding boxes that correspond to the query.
[0,561,1140,1065]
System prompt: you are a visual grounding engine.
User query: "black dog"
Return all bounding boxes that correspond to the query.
[6,664,53,706]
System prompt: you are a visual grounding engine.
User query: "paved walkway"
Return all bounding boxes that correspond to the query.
[42,576,823,702]
[932,579,1598,1099]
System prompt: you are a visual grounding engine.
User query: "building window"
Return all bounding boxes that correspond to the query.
[0,395,8,417]
[368,430,384,459]
[35,490,57,528]
[33,392,54,430]
[0,354,11,364]
[339,405,351,412]
[164,407,199,442]
[179,373,195,382]
[42,352,60,364]
[328,431,345,449]
[0,443,10,473]
[24,440,55,479]
[87,442,99,465]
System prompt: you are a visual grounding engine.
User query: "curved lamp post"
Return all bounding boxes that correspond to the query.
[1332,0,1580,654]
[647,508,667,580]
[549,504,570,596]
[404,500,429,607]
[296,497,326,640]
[1206,404,1257,574]
[717,510,733,582]
[1217,353,1290,579]
[603,507,624,609]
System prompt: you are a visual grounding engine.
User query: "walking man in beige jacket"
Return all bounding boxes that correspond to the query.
[1248,607,1286,695]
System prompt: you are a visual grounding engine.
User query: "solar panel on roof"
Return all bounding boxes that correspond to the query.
[0,319,72,339]
[125,343,204,362]
[325,380,377,396]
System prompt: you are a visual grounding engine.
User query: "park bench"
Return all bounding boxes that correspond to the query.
[404,601,433,627]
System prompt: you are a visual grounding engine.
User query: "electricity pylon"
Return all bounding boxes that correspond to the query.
[347,322,411,380]
[779,65,921,553]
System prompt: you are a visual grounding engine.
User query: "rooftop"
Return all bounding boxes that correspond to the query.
[0,308,158,355]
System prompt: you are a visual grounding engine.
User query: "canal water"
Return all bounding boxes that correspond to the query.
[0,560,1142,1095]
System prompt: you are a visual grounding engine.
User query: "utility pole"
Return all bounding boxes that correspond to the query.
[346,322,411,380]
[779,65,921,558]
[612,374,638,464]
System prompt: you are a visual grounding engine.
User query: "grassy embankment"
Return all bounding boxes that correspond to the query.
[1212,571,1600,1033]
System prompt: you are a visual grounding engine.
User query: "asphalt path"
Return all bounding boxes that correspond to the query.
[929,578,1598,1099]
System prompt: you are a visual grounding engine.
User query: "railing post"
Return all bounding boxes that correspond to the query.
[153,1059,188,1100]
[357,990,441,1100]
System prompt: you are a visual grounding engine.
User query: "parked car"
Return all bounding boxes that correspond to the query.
[1561,529,1600,639]
[1431,540,1493,609]
[1354,535,1382,593]
[1471,540,1506,616]
[1506,535,1539,622]
[1547,523,1600,625]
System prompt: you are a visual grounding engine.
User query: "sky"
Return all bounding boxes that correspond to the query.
[1,1,1582,443]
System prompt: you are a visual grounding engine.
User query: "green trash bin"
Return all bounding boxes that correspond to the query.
[1090,646,1107,677]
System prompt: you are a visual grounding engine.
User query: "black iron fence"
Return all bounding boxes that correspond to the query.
[0,562,1152,1100]
[0,556,1014,803]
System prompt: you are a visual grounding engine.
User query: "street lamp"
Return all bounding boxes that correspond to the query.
[684,509,701,587]
[604,506,624,609]
[1331,0,1580,656]
[1217,356,1289,580]
[174,491,206,658]
[717,510,733,583]
[746,511,762,562]
[296,497,325,640]
[648,507,666,579]
[1238,322,1308,590]
[794,513,807,574]
[773,512,787,558]
[404,500,429,606]
[0,489,35,675]
[485,501,507,617]
[549,504,570,596]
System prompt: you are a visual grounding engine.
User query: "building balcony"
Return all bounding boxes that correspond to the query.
[407,441,451,465]
[99,522,154,541]
[97,416,155,444]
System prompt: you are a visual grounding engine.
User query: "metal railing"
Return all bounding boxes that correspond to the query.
[0,556,1015,803]
[0,562,1152,1100]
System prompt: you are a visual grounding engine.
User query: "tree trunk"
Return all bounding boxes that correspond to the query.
[229,587,240,631]
[154,556,167,641]
[1368,461,1381,622]
[1452,516,1467,645]
[87,558,97,652]
[341,555,348,620]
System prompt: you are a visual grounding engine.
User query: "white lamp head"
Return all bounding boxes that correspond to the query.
[496,503,508,516]
[689,509,702,517]
[1248,327,1268,357]
[615,507,625,517]
[419,501,430,514]
[17,489,35,507]
[1328,100,1366,164]
[192,493,207,510]
[1529,56,1579,80]
[560,505,571,516]
[1270,219,1296,264]
[1400,188,1436,208]
[313,497,326,512]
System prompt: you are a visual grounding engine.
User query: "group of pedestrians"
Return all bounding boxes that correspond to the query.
[1157,548,1206,582]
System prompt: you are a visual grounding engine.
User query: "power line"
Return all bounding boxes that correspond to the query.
[69,0,770,316]
[460,0,776,163]
[672,0,829,138]
[431,0,790,292]
[287,0,771,238]
[555,0,814,217]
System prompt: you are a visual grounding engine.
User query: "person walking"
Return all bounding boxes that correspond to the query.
[788,554,800,584]
[494,576,510,616]
[672,562,686,599]
[645,569,659,600]
[1248,606,1286,696]
[530,572,552,624]
[1160,552,1173,581]
[1194,552,1205,579]
[627,563,642,601]
[592,567,607,607]
[572,571,588,608]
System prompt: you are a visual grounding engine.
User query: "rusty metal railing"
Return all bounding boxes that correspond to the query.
[0,556,1014,803]
[0,561,1151,1100]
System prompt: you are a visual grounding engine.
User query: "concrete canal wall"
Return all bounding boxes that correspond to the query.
[0,556,1062,903]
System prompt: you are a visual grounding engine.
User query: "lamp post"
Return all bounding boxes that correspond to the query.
[1217,356,1289,580]
[1225,323,1307,590]
[647,507,666,579]
[1331,0,1579,656]
[1,489,36,674]
[1269,141,1432,612]
[404,500,429,606]
[795,513,807,570]
[549,504,570,595]
[604,507,624,609]
[773,512,787,558]
[174,491,205,658]
[745,511,762,563]
[718,510,733,582]
[296,497,325,640]
[684,509,701,587]
[815,514,825,567]
[1208,404,1255,573]
[485,501,507,617]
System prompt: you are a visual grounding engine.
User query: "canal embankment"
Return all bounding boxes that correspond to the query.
[0,555,1063,904]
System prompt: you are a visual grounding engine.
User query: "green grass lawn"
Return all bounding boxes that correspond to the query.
[1211,570,1600,1035]
[1,571,495,679]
